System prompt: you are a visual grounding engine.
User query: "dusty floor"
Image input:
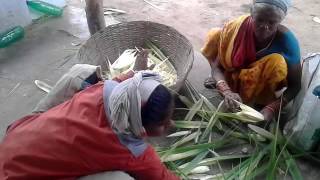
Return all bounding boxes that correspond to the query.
[1,0,320,179]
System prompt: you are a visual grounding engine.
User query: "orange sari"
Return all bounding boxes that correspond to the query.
[201,15,288,105]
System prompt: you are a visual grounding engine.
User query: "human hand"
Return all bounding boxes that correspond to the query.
[133,49,150,71]
[222,90,242,111]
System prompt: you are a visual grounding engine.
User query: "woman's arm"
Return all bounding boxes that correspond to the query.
[112,70,135,82]
[211,59,242,110]
[284,64,302,102]
[260,64,302,122]
[33,64,100,113]
[112,49,150,82]
[210,59,226,82]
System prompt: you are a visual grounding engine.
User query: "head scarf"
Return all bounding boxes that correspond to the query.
[255,0,292,13]
[108,71,162,137]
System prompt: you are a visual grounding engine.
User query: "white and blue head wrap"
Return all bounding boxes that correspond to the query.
[108,71,162,137]
[255,0,292,13]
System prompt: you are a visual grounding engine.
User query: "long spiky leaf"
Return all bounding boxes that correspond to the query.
[180,151,209,175]
[184,98,204,121]
[200,101,224,142]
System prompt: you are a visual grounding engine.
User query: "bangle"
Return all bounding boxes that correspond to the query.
[216,80,226,86]
[216,80,231,94]
[264,106,275,115]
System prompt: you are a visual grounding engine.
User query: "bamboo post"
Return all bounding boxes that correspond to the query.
[85,0,106,35]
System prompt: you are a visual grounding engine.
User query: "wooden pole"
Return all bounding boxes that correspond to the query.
[85,0,106,35]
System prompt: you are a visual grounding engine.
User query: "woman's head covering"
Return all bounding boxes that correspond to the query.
[108,71,162,137]
[255,0,292,13]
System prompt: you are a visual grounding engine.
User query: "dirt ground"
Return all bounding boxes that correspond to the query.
[1,0,320,179]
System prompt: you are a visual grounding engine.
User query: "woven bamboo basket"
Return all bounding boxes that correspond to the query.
[77,21,194,91]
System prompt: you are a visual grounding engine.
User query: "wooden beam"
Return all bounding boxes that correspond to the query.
[85,0,106,35]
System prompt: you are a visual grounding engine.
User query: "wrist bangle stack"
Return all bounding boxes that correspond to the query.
[264,106,275,115]
[216,80,231,95]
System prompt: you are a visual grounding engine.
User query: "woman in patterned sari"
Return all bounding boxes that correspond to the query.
[202,0,301,123]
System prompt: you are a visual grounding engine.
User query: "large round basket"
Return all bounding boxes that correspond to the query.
[77,21,194,91]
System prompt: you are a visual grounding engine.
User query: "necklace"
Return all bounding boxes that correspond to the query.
[256,32,277,55]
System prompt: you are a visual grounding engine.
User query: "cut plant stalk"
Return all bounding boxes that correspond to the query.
[34,80,52,93]
[167,131,191,138]
[189,166,210,174]
[108,41,177,86]
[234,100,265,122]
[174,121,208,129]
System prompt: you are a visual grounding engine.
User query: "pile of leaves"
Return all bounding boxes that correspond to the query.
[156,81,317,180]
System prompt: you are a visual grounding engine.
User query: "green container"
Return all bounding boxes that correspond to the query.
[27,0,63,17]
[0,26,25,48]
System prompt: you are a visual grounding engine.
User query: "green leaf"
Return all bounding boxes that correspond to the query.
[248,124,275,140]
[161,132,199,161]
[199,154,251,166]
[194,118,203,144]
[224,145,270,180]
[148,53,162,64]
[158,139,231,156]
[171,132,198,147]
[145,40,167,60]
[167,131,191,138]
[166,161,188,179]
[217,112,262,123]
[200,94,216,111]
[267,123,281,180]
[245,162,269,180]
[161,148,205,162]
[239,149,266,180]
[224,157,252,180]
[230,131,267,142]
[180,151,209,175]
[184,98,204,121]
[185,80,201,102]
[178,95,194,108]
[174,121,208,129]
[283,149,303,180]
[200,101,224,142]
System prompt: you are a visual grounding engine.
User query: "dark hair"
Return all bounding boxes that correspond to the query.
[141,84,173,127]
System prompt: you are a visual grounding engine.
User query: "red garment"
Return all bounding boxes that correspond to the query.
[0,81,179,180]
[231,16,256,68]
